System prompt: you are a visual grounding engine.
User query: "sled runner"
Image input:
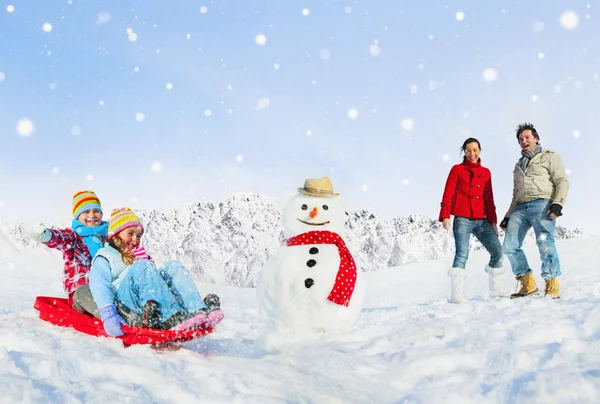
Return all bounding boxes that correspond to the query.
[34,296,215,346]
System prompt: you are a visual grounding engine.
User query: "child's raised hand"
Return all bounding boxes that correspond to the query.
[131,245,151,261]
[29,223,50,242]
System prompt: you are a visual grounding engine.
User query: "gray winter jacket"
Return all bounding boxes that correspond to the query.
[504,149,569,218]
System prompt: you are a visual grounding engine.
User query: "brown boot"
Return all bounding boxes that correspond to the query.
[545,278,560,299]
[510,273,539,299]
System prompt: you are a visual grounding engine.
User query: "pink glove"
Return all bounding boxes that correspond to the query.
[131,245,152,262]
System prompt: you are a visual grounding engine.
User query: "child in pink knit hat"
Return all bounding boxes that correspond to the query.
[88,207,223,337]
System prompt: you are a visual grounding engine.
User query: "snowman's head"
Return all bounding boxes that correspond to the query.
[282,193,346,238]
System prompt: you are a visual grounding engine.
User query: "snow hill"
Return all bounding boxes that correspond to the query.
[1,230,599,402]
[0,193,582,288]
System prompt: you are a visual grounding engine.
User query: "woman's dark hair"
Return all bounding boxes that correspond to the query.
[460,137,481,154]
[516,122,539,140]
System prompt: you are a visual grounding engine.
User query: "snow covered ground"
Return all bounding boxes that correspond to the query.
[1,235,600,403]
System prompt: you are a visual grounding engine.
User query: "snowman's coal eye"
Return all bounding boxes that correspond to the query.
[322,205,329,210]
[301,204,308,210]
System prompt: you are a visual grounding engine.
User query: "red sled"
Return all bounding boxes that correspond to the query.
[34,296,215,346]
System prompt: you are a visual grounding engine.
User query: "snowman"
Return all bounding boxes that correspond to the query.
[257,177,365,331]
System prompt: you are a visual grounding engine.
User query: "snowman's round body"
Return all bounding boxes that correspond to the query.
[257,192,365,331]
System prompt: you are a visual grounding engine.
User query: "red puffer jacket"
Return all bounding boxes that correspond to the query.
[439,158,498,223]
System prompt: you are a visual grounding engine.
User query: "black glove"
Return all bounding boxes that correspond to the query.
[499,217,509,230]
[547,204,563,217]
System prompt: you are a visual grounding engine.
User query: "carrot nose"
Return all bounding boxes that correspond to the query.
[309,207,318,218]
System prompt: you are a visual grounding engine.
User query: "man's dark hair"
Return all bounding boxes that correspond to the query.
[516,122,539,140]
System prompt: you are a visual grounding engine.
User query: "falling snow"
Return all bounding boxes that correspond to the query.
[482,68,499,83]
[96,12,111,25]
[361,184,368,192]
[0,72,5,82]
[52,167,59,175]
[402,179,410,186]
[532,21,545,32]
[560,11,579,29]
[236,155,243,163]
[256,98,270,111]
[455,11,465,21]
[573,130,581,139]
[16,118,34,137]
[319,49,331,60]
[347,108,359,120]
[127,28,138,42]
[71,125,82,136]
[165,83,173,90]
[135,113,145,122]
[302,9,310,16]
[401,118,414,131]
[369,43,381,57]
[151,162,162,172]
[255,34,267,46]
[200,6,208,14]
[6,5,14,13]
[86,175,93,181]
[42,23,53,33]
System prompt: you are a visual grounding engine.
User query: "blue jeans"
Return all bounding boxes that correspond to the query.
[502,199,561,281]
[116,260,207,323]
[452,217,503,269]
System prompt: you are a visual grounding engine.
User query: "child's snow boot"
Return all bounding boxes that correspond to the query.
[544,277,560,299]
[170,309,210,331]
[203,293,224,326]
[448,268,467,303]
[204,293,220,312]
[510,273,539,299]
[142,300,161,329]
[484,265,508,298]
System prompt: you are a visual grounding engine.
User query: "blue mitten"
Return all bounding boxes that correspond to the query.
[99,304,126,337]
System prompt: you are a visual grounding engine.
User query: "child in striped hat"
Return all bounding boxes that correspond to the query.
[29,190,108,316]
[89,207,223,337]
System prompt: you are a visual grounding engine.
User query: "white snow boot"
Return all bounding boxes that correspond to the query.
[484,265,508,298]
[448,268,467,304]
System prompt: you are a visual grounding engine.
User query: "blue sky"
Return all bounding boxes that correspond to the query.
[0,1,598,233]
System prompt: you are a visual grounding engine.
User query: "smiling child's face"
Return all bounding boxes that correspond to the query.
[77,209,103,227]
[116,226,143,251]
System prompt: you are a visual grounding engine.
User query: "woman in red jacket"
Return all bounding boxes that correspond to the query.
[439,138,504,303]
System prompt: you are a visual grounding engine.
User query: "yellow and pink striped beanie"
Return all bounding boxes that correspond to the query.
[72,190,102,218]
[108,207,144,239]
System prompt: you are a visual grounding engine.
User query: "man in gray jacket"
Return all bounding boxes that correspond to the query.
[499,123,569,299]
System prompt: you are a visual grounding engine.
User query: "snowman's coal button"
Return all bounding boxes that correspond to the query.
[304,278,315,288]
[309,247,319,254]
[306,259,317,267]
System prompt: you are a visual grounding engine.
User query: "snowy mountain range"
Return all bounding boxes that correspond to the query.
[0,193,582,287]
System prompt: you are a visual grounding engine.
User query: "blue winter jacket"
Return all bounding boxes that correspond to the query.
[89,244,132,309]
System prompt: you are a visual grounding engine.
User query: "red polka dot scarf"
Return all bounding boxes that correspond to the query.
[286,230,357,307]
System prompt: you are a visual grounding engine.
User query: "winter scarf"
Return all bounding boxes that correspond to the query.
[71,219,108,258]
[521,144,543,172]
[286,230,357,307]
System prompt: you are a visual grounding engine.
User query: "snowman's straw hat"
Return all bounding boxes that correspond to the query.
[298,177,339,197]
